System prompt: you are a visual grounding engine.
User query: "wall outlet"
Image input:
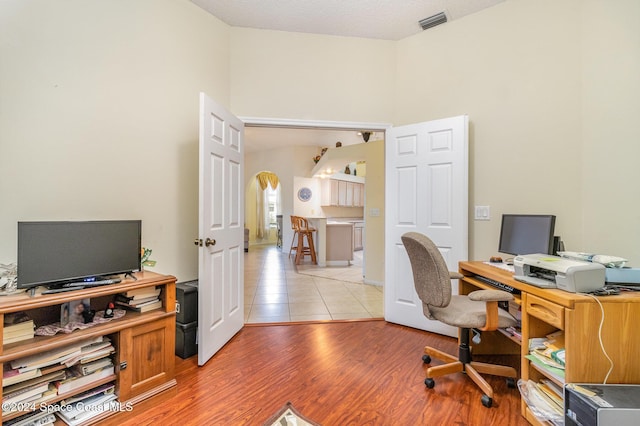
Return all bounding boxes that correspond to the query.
[474,205,490,220]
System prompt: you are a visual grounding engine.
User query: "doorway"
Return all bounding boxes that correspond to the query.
[242,118,388,323]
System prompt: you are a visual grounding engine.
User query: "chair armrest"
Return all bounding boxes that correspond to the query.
[468,290,513,331]
[468,289,514,302]
[449,271,464,280]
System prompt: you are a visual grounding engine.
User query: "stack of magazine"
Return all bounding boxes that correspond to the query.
[2,335,116,422]
[115,286,161,313]
[3,410,56,426]
[56,383,117,426]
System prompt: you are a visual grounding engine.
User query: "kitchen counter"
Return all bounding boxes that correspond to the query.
[326,222,353,264]
[304,218,356,266]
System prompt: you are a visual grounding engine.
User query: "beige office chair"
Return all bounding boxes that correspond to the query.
[401,232,518,408]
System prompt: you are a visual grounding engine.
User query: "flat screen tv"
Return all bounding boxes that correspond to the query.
[498,214,556,256]
[17,220,141,289]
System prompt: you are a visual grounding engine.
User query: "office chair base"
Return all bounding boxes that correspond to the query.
[422,345,517,407]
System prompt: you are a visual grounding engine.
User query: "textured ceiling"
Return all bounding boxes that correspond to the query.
[191,0,505,41]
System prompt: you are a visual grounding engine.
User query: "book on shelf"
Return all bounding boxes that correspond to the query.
[4,312,32,328]
[2,366,42,387]
[539,378,563,402]
[114,294,159,306]
[63,337,113,367]
[11,336,103,372]
[530,348,565,370]
[79,358,114,376]
[32,383,58,406]
[120,287,160,300]
[54,365,115,395]
[3,312,35,344]
[4,369,66,395]
[116,299,162,313]
[500,326,522,341]
[525,354,565,383]
[2,409,56,426]
[533,382,564,416]
[2,381,49,408]
[60,382,115,406]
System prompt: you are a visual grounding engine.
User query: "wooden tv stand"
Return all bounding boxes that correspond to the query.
[0,271,177,425]
[459,261,640,425]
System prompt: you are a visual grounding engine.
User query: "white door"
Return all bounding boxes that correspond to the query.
[384,115,468,337]
[197,93,244,366]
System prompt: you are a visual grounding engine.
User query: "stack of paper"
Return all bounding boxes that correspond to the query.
[55,390,118,425]
[63,337,115,367]
[115,287,162,313]
[2,409,56,426]
[4,335,115,412]
[3,312,35,344]
[526,331,566,383]
[54,364,114,395]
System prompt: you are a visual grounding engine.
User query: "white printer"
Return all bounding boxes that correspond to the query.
[513,253,605,293]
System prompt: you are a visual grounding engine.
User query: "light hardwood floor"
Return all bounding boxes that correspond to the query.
[118,321,528,425]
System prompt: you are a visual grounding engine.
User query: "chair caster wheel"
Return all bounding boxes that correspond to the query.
[425,378,435,389]
[506,377,516,388]
[481,395,493,408]
[422,354,431,364]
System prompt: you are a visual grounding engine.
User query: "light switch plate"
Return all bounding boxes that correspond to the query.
[474,206,490,220]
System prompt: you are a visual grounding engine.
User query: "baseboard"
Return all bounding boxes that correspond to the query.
[363,278,383,287]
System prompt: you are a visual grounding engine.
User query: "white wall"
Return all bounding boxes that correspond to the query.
[394,0,640,264]
[2,0,638,288]
[580,0,640,262]
[229,27,396,123]
[0,0,231,281]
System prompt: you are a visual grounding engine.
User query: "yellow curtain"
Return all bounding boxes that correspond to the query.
[256,172,279,190]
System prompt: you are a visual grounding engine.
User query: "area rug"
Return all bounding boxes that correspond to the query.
[263,402,321,426]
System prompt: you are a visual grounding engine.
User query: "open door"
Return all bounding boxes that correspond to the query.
[384,115,468,337]
[197,93,244,366]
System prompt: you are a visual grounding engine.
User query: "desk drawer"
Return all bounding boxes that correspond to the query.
[526,294,564,329]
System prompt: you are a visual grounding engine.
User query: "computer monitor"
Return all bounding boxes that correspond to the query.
[498,214,556,256]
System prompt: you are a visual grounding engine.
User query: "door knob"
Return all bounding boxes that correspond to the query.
[205,238,216,247]
[194,238,203,247]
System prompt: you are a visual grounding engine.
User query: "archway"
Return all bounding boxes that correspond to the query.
[246,171,281,247]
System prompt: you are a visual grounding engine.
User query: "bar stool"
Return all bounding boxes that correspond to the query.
[294,217,317,265]
[289,215,300,258]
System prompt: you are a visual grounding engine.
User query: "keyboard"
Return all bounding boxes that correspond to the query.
[63,278,122,288]
[514,275,557,289]
[484,261,515,274]
[473,275,520,295]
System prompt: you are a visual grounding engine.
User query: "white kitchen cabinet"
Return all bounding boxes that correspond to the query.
[321,179,364,207]
[353,222,364,251]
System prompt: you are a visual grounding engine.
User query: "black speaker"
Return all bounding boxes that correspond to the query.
[553,236,564,255]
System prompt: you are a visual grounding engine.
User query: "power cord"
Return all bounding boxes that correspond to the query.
[582,292,614,384]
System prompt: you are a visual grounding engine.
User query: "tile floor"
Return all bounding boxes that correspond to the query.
[244,244,383,323]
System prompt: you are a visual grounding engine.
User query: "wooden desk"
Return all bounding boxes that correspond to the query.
[459,261,640,425]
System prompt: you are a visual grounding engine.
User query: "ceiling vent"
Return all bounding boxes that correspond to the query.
[419,12,448,31]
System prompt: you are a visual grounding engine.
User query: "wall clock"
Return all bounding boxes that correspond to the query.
[297,187,312,202]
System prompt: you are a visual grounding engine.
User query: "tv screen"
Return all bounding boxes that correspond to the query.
[17,220,141,289]
[498,214,556,256]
